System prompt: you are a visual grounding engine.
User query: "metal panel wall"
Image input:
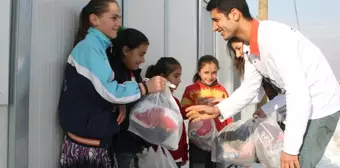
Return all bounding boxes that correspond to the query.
[198,0,214,58]
[28,0,85,167]
[0,106,8,168]
[123,0,198,99]
[0,0,11,105]
[8,0,32,167]
[0,0,11,167]
[123,0,165,78]
[167,0,198,99]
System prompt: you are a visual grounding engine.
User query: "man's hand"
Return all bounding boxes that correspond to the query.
[280,151,300,168]
[185,105,221,122]
[253,108,267,119]
[210,97,225,105]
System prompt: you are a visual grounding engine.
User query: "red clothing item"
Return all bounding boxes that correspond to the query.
[181,81,233,131]
[152,97,188,162]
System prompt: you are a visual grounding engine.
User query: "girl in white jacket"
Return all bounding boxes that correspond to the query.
[226,37,286,125]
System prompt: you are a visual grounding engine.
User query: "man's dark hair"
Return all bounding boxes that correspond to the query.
[206,0,253,20]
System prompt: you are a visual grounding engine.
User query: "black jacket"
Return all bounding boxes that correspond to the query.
[108,50,152,154]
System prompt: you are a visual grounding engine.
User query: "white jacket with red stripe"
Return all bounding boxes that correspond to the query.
[216,19,340,155]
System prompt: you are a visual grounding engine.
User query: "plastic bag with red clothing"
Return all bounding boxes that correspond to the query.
[188,119,217,151]
[212,118,283,167]
[188,97,218,151]
[129,83,183,150]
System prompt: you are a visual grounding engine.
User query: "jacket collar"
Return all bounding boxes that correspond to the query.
[249,19,260,56]
[87,27,112,49]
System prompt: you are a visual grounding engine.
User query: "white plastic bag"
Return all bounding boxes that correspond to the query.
[316,119,340,168]
[138,147,177,168]
[138,147,158,168]
[213,118,283,167]
[213,119,256,167]
[188,119,217,151]
[129,85,183,150]
[189,97,218,151]
[253,118,284,168]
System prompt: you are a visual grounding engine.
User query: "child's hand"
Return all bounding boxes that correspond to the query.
[145,76,167,94]
[117,105,126,125]
[253,108,267,119]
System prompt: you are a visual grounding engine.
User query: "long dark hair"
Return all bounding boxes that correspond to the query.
[106,28,148,84]
[193,55,220,83]
[110,28,149,60]
[227,37,245,79]
[145,57,181,78]
[74,0,118,46]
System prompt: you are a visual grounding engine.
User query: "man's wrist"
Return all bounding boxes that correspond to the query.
[282,150,298,156]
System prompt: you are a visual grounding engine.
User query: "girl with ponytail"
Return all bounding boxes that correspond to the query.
[181,55,233,168]
[58,1,166,167]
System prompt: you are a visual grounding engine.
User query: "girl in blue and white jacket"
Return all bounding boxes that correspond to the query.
[58,0,166,167]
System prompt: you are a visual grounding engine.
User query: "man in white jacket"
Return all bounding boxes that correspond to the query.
[186,0,340,168]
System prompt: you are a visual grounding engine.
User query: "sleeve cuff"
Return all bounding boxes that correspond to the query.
[283,130,302,155]
[283,146,300,156]
[260,105,274,116]
[216,104,235,122]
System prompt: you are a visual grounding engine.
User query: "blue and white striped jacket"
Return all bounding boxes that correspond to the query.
[58,27,141,144]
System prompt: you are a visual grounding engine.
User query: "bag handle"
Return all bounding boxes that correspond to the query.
[143,78,176,89]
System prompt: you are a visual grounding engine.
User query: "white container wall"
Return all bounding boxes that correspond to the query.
[123,0,166,77]
[123,0,200,99]
[28,0,85,167]
[166,0,199,98]
[8,0,33,167]
[8,0,87,167]
[0,0,11,166]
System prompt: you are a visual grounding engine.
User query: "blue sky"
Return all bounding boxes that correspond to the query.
[247,0,340,80]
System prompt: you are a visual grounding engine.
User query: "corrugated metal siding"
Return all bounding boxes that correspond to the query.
[0,0,10,166]
[123,0,199,99]
[28,0,84,167]
[167,0,198,99]
[0,106,8,168]
[123,0,165,78]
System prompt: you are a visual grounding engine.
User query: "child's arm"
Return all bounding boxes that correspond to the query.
[180,86,196,120]
[69,46,142,104]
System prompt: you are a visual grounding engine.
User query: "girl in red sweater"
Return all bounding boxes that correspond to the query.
[181,55,233,168]
[145,57,188,168]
